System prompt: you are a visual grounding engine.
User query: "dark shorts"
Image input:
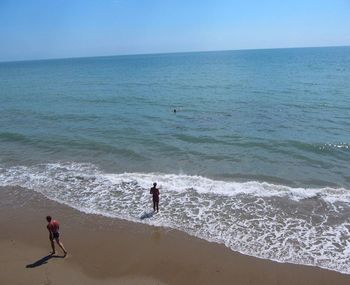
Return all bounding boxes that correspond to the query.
[153,198,159,203]
[52,232,60,240]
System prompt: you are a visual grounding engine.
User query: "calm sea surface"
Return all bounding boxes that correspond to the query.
[1,47,350,273]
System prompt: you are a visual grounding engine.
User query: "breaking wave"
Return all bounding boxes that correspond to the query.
[0,162,349,274]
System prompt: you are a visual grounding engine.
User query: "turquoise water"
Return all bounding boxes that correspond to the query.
[1,47,350,273]
[1,47,350,187]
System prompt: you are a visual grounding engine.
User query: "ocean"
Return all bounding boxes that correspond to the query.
[1,46,350,273]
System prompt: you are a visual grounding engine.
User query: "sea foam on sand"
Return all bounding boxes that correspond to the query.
[1,162,350,274]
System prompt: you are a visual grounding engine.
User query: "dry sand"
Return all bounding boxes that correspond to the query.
[1,186,349,285]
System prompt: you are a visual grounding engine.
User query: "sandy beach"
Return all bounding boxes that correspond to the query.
[1,186,349,285]
[2,0,350,283]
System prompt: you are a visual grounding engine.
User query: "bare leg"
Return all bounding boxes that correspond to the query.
[153,200,156,211]
[56,239,67,256]
[156,201,159,212]
[50,239,56,254]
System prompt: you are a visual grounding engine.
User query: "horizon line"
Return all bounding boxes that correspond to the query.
[1,44,349,64]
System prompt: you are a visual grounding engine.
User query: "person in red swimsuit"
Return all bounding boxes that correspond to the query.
[46,216,67,256]
[150,182,160,212]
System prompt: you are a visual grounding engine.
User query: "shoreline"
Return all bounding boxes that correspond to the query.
[1,186,350,285]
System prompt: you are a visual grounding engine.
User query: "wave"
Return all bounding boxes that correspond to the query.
[0,162,349,274]
[319,143,350,151]
[0,132,31,143]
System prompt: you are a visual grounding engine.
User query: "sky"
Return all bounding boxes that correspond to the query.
[0,0,349,61]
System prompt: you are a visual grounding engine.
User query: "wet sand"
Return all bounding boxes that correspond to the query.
[1,186,349,285]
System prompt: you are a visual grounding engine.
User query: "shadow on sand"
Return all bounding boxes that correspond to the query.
[26,254,65,268]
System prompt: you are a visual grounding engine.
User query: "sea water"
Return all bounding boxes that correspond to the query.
[1,47,350,273]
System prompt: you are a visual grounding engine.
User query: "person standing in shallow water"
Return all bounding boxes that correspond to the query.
[150,182,160,212]
[46,215,67,256]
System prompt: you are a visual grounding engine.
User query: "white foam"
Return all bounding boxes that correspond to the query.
[1,162,350,274]
[104,172,350,203]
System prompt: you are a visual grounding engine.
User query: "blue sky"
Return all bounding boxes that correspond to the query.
[0,0,349,61]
